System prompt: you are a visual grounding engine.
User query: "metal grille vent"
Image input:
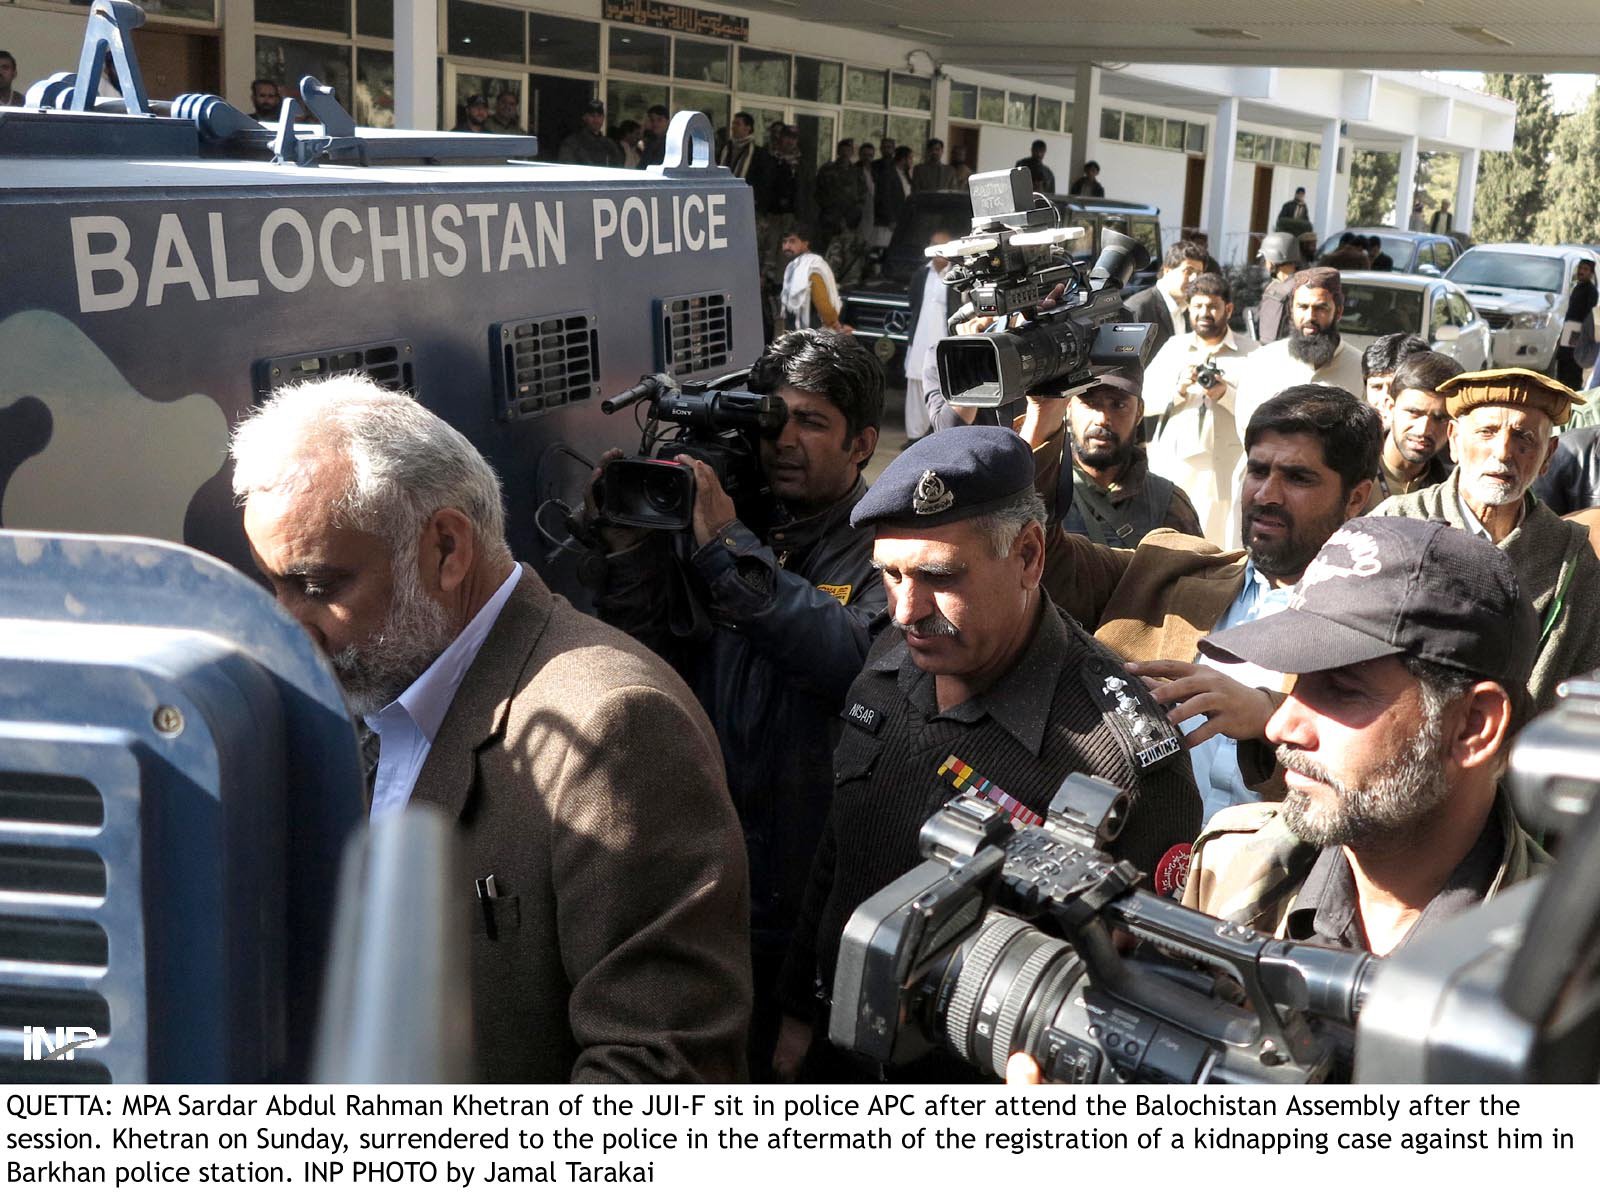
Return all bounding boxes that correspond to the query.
[658,292,733,375]
[254,339,415,398]
[494,312,600,420]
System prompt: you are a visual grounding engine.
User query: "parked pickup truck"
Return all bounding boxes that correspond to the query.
[1445,243,1597,372]
[841,190,1162,374]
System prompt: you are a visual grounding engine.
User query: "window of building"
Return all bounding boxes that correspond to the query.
[124,0,218,20]
[949,82,978,121]
[845,66,887,107]
[447,1,524,63]
[978,87,1005,124]
[609,27,669,76]
[674,85,728,130]
[737,47,790,97]
[256,36,353,107]
[530,15,600,73]
[1100,107,1123,140]
[890,73,931,113]
[674,38,729,85]
[841,108,884,146]
[1035,97,1062,132]
[794,57,841,105]
[355,0,392,39]
[257,0,347,34]
[608,79,669,125]
[1186,122,1207,154]
[355,48,393,127]
[1006,93,1033,128]
[887,114,930,153]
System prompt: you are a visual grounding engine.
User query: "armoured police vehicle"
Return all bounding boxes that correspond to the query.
[0,1,763,599]
[0,1,760,1084]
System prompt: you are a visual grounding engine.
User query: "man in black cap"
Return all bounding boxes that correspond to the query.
[1181,517,1549,956]
[774,425,1201,1080]
[452,94,490,133]
[1059,366,1202,547]
[558,98,624,168]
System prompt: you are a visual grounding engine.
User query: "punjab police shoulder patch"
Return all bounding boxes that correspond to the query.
[816,582,852,605]
[1083,664,1182,773]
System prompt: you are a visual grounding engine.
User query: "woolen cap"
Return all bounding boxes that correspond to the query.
[1199,517,1537,691]
[851,425,1035,530]
[1438,367,1586,426]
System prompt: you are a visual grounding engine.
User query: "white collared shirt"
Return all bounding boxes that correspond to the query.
[365,563,523,820]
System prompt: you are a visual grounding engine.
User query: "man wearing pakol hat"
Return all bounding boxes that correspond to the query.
[1373,367,1600,713]
[1058,364,1202,548]
[1181,518,1550,956]
[558,98,624,168]
[773,425,1201,1081]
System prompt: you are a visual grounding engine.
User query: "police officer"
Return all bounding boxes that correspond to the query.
[1181,517,1549,955]
[775,426,1202,1080]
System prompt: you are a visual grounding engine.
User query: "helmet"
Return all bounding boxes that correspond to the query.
[1258,231,1298,265]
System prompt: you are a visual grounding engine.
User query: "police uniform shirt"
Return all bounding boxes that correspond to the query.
[783,597,1201,1015]
[1282,813,1504,953]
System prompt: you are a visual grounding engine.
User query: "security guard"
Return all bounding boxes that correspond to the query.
[1180,518,1549,956]
[775,426,1202,1080]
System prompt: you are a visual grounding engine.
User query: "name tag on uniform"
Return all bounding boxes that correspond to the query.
[841,700,881,733]
[817,582,852,605]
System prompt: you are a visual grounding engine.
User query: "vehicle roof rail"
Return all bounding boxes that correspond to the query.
[66,0,152,117]
[655,110,725,177]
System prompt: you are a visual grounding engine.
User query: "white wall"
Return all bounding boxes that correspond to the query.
[0,8,97,96]
[1088,139,1193,233]
[974,127,1071,177]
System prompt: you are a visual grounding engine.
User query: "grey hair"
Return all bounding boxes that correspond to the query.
[229,373,511,563]
[970,489,1047,557]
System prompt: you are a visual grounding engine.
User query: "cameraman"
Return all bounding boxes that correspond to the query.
[588,329,886,1077]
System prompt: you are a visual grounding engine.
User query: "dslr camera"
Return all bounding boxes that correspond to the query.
[1195,356,1225,390]
[935,166,1158,406]
[596,372,785,531]
[829,776,1375,1083]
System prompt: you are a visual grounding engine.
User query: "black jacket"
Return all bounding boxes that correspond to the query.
[1124,285,1183,357]
[593,477,884,954]
[1533,424,1600,515]
[875,162,911,227]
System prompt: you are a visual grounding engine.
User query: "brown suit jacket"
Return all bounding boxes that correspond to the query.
[1036,428,1249,659]
[409,568,752,1082]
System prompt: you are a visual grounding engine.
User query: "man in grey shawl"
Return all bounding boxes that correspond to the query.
[1373,367,1600,713]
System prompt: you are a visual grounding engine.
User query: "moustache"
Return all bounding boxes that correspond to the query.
[1276,745,1340,791]
[894,613,959,639]
[1245,502,1295,530]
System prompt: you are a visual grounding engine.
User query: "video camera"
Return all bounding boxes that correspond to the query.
[830,775,1375,1083]
[935,167,1157,407]
[597,373,786,531]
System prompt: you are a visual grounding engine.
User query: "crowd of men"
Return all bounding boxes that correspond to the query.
[206,73,1600,1084]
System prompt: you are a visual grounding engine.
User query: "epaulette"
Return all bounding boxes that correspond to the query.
[1080,656,1183,774]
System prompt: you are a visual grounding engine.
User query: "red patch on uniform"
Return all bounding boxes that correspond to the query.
[1153,843,1192,897]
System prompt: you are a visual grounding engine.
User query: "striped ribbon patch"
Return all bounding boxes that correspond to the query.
[936,754,1043,827]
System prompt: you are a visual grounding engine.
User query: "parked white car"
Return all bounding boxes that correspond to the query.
[1334,272,1493,371]
[1445,244,1596,372]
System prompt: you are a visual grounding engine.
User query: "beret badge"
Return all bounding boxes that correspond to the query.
[913,470,954,516]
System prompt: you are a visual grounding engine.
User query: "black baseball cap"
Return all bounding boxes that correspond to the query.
[582,98,605,115]
[1200,517,1538,691]
[465,94,488,108]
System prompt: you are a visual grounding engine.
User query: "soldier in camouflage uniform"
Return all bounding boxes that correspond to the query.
[1181,517,1549,956]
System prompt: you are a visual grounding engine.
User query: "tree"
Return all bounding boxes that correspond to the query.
[1347,151,1399,226]
[1415,151,1460,225]
[1534,84,1600,246]
[1473,73,1558,244]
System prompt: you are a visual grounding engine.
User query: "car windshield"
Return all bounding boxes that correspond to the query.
[1447,251,1566,292]
[1317,232,1414,266]
[1338,284,1424,337]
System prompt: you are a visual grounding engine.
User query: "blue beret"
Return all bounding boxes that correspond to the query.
[851,425,1036,529]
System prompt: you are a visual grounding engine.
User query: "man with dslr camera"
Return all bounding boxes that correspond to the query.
[586,329,886,1077]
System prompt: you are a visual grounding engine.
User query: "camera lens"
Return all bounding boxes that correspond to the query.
[643,469,688,515]
[940,912,1086,1077]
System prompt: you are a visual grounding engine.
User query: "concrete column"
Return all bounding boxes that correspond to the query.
[1395,134,1419,230]
[1068,64,1098,183]
[1455,147,1480,235]
[220,0,254,111]
[395,0,439,132]
[1207,96,1238,263]
[1315,116,1340,242]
